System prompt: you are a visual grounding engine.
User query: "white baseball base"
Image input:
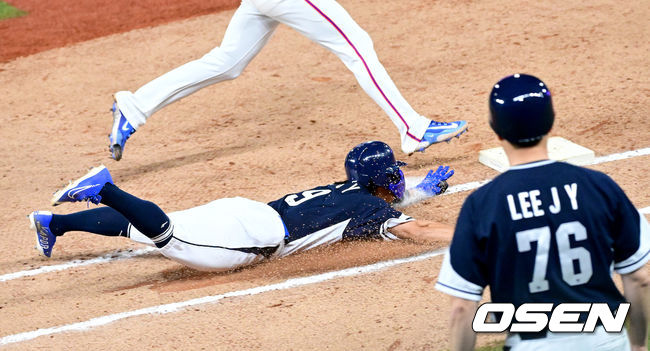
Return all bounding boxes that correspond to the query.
[478,136,595,172]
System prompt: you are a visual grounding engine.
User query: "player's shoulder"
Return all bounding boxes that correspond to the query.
[329,180,374,196]
[467,160,616,200]
[543,161,623,192]
[330,180,394,207]
[569,163,616,183]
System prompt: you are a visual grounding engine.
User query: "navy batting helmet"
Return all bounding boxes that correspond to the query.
[345,141,406,200]
[489,74,554,146]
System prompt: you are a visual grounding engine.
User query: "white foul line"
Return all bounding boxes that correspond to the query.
[0,248,155,283]
[0,249,446,346]
[2,146,649,284]
[590,147,650,165]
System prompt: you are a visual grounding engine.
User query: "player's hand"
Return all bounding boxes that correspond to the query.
[415,166,454,196]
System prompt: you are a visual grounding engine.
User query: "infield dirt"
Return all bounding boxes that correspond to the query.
[0,0,648,349]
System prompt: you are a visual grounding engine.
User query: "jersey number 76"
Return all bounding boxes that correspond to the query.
[516,221,593,293]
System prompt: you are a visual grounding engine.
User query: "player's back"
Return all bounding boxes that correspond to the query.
[460,160,644,310]
[268,180,404,256]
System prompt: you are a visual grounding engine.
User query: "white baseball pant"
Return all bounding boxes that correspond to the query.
[128,197,287,272]
[114,0,431,154]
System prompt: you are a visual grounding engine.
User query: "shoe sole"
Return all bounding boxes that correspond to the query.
[413,125,469,154]
[432,124,469,143]
[111,144,123,161]
[51,165,107,206]
[110,101,126,161]
[29,212,48,257]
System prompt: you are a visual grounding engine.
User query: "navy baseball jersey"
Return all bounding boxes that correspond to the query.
[436,160,650,311]
[268,180,413,257]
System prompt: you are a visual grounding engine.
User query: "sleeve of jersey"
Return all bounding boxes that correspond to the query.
[344,197,412,241]
[613,208,650,274]
[379,213,414,241]
[435,197,486,301]
[607,175,650,274]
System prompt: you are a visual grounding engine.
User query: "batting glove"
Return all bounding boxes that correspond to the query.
[415,165,454,196]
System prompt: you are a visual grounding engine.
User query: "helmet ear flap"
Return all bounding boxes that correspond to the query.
[387,169,406,201]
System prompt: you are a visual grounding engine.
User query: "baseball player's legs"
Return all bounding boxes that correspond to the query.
[128,227,264,271]
[98,182,174,244]
[114,0,279,129]
[128,197,287,271]
[126,226,155,246]
[504,327,630,351]
[254,0,431,154]
[46,207,131,237]
[160,238,265,272]
[31,182,174,256]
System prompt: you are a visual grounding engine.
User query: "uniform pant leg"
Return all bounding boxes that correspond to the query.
[128,224,264,270]
[130,197,287,272]
[114,0,280,128]
[255,0,431,153]
[159,237,264,272]
[127,215,272,271]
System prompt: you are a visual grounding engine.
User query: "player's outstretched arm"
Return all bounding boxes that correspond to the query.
[388,220,453,243]
[622,263,650,351]
[448,296,478,351]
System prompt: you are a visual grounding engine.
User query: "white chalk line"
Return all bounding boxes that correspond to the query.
[2,146,648,284]
[590,147,650,165]
[0,249,446,346]
[0,248,155,283]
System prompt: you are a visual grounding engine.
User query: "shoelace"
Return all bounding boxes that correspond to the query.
[62,185,102,207]
[84,195,102,207]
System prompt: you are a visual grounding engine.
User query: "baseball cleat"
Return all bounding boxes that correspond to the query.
[51,165,113,206]
[416,120,468,152]
[29,211,56,258]
[109,102,135,161]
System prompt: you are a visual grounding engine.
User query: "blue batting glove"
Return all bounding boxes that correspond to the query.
[415,165,454,195]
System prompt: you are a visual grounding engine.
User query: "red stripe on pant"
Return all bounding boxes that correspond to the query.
[303,0,421,142]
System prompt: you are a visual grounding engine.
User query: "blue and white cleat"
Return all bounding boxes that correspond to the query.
[109,102,135,161]
[51,165,113,206]
[416,120,468,152]
[29,211,56,258]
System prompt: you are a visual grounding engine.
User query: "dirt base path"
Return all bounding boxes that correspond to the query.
[0,0,239,62]
[0,0,648,349]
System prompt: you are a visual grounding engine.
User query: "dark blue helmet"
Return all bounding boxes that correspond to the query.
[489,74,554,146]
[345,141,406,200]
